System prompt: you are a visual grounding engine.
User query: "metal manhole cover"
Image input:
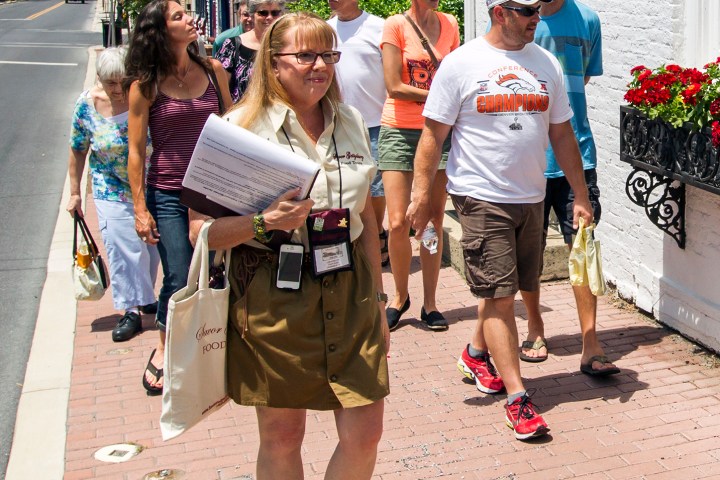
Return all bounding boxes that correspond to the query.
[143,469,186,479]
[93,443,141,463]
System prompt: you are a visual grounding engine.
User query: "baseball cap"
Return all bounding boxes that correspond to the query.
[486,0,542,8]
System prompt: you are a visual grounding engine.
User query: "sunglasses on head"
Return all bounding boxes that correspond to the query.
[502,5,541,17]
[256,9,282,17]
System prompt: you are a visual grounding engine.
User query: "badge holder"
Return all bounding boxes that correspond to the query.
[306,208,354,277]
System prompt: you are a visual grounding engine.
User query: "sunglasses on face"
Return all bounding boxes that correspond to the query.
[256,9,282,17]
[502,5,541,17]
[275,51,342,65]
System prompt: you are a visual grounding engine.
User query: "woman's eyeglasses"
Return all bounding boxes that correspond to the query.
[502,5,541,17]
[256,9,282,17]
[275,51,342,65]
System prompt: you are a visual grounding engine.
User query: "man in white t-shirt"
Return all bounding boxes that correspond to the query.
[407,0,593,441]
[327,0,389,265]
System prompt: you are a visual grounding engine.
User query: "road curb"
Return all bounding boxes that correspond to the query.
[5,45,99,480]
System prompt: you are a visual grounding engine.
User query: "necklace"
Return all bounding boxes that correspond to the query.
[172,62,191,88]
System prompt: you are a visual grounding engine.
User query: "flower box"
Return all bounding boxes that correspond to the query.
[620,105,720,195]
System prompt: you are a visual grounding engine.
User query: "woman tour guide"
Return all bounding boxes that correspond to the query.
[188,12,390,478]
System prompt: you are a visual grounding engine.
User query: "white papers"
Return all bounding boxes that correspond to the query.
[181,114,320,217]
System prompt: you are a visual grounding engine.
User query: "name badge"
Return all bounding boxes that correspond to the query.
[312,242,352,275]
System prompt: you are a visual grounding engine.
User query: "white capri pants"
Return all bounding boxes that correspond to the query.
[95,199,160,311]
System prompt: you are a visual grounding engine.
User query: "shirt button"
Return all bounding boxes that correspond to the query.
[326,312,334,320]
[330,375,338,382]
[329,344,336,352]
[323,280,330,288]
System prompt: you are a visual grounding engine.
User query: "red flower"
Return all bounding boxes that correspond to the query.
[666,64,682,74]
[710,100,720,117]
[682,83,702,105]
[637,69,652,82]
[630,65,647,74]
[711,121,720,148]
[679,68,709,85]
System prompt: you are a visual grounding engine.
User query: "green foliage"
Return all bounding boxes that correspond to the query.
[122,0,153,24]
[288,0,465,43]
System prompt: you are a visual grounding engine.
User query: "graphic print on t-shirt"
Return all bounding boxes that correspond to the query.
[407,58,436,90]
[475,67,550,131]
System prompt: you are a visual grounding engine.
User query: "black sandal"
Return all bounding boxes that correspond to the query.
[379,229,390,267]
[142,348,163,396]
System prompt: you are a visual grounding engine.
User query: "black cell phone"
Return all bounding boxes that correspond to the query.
[276,244,303,290]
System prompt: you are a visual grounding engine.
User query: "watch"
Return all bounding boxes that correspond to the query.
[376,292,388,303]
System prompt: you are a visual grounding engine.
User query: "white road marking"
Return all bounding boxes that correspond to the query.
[0,60,77,66]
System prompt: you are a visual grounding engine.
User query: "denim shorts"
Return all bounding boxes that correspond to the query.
[377,126,450,172]
[368,126,384,197]
[544,169,602,244]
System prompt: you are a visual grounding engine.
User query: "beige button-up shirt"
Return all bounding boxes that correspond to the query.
[225,99,376,248]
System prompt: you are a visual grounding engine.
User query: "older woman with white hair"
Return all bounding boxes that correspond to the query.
[67,46,160,343]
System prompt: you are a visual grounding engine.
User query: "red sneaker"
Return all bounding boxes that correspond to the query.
[457,344,505,394]
[505,390,549,440]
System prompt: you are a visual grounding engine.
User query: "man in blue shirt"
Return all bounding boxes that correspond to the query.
[519,0,619,376]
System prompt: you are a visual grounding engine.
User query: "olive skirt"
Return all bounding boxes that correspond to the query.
[226,243,389,410]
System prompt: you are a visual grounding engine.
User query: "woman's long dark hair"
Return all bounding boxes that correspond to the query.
[123,0,211,99]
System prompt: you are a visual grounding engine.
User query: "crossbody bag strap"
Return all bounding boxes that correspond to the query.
[403,12,439,68]
[208,66,226,115]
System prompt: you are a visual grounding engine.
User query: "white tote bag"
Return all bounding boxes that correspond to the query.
[160,220,230,440]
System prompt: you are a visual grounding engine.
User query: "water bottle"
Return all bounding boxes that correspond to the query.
[421,223,439,255]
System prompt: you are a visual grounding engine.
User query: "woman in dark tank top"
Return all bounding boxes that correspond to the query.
[124,0,231,396]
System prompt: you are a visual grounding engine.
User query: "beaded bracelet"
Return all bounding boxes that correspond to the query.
[252,212,273,243]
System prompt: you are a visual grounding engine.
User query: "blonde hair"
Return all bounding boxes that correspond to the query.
[229,11,341,129]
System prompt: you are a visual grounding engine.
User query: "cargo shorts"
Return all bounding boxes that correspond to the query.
[451,195,544,298]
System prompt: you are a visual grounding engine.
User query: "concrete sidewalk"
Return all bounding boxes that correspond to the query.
[57,197,720,480]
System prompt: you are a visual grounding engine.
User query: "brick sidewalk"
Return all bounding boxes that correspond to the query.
[64,197,720,479]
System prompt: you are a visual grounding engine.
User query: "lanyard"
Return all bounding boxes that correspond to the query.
[281,125,343,209]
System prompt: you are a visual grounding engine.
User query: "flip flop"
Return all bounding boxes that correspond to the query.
[519,338,548,363]
[580,355,620,377]
[142,348,163,396]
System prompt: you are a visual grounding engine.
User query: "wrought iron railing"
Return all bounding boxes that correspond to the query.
[619,106,720,248]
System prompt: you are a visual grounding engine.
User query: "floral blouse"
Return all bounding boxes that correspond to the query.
[69,90,151,203]
[215,36,257,102]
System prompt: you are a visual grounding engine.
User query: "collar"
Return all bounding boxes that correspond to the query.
[267,98,338,135]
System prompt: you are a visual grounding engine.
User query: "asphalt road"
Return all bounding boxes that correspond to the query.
[0,0,98,476]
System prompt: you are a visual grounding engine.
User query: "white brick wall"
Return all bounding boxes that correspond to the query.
[470,0,720,351]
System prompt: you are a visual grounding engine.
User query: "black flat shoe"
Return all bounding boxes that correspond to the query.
[420,307,449,331]
[386,297,410,332]
[111,312,142,342]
